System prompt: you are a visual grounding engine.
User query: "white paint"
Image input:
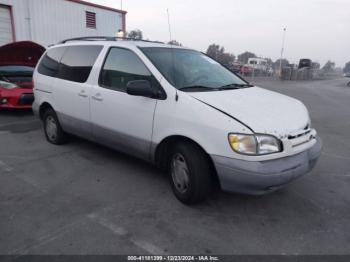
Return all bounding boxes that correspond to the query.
[11,220,83,254]
[88,213,166,255]
[189,86,309,136]
[0,0,124,46]
[34,40,317,163]
[0,160,13,172]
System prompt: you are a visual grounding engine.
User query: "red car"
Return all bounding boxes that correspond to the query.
[240,65,253,75]
[0,41,45,109]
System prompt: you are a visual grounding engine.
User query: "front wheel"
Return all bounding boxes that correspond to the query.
[347,81,350,87]
[43,108,68,145]
[169,142,212,204]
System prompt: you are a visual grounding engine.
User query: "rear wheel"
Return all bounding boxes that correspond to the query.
[43,108,68,145]
[169,142,212,204]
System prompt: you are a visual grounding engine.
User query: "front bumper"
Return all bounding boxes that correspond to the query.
[0,88,34,109]
[212,136,322,195]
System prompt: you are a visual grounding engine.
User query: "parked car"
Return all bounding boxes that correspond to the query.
[33,37,322,204]
[0,41,45,109]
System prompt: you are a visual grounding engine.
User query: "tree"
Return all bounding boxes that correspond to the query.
[265,58,273,66]
[322,60,335,72]
[206,44,235,67]
[168,40,182,46]
[312,62,321,69]
[343,61,350,73]
[237,51,257,64]
[127,29,143,40]
[273,58,289,70]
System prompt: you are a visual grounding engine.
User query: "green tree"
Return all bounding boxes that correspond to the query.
[127,29,143,40]
[322,60,335,72]
[343,61,350,73]
[237,51,257,64]
[206,44,235,67]
[265,58,273,66]
[273,58,290,70]
[168,40,182,46]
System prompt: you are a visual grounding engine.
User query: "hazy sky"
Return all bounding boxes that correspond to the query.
[90,0,349,67]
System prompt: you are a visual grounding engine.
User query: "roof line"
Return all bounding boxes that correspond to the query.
[66,0,127,14]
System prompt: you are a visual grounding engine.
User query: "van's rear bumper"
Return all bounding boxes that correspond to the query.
[212,136,322,195]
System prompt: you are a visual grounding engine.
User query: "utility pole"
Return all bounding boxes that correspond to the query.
[167,9,173,42]
[279,27,287,78]
[25,0,32,40]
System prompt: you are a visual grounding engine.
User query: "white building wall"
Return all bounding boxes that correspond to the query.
[0,0,125,47]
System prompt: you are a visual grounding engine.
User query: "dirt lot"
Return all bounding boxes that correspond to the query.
[0,78,350,255]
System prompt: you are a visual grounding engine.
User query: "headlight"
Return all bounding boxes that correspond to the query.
[0,81,18,90]
[228,133,282,155]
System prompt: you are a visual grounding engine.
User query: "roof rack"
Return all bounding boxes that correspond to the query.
[59,36,164,44]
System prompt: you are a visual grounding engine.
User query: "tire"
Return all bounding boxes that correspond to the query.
[43,108,68,145]
[169,141,212,204]
[347,81,350,87]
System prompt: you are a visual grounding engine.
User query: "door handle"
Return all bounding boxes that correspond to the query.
[78,90,88,98]
[92,93,103,102]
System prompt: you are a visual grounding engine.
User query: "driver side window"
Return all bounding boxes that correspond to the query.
[99,47,156,92]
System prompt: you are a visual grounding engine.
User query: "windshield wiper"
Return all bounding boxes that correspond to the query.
[179,85,219,92]
[219,83,254,89]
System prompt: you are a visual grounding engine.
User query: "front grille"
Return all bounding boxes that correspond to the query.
[18,94,34,105]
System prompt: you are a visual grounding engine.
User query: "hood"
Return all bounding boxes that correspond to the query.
[0,41,46,67]
[190,86,310,137]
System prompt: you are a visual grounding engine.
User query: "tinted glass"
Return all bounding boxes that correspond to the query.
[100,48,158,92]
[57,45,102,83]
[141,47,247,91]
[37,47,66,77]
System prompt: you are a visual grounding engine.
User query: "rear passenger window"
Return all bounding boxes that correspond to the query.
[37,47,66,77]
[99,48,155,92]
[57,45,102,83]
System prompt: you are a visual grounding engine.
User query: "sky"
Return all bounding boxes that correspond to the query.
[90,0,350,67]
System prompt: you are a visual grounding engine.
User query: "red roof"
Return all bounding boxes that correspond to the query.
[66,0,127,14]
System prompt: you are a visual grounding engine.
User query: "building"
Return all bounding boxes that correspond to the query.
[0,0,126,47]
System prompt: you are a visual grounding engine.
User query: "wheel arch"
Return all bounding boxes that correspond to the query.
[154,135,219,185]
[39,102,54,120]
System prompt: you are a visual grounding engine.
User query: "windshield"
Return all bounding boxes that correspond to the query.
[140,47,249,91]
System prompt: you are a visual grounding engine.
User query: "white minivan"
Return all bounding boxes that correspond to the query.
[33,37,322,204]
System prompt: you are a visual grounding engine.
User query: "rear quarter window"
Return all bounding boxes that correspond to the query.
[57,45,103,83]
[37,47,66,77]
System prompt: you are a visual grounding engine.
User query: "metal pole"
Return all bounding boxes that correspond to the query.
[279,27,287,78]
[25,0,32,41]
[167,9,173,42]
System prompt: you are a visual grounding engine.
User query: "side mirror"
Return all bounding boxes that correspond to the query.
[126,80,155,98]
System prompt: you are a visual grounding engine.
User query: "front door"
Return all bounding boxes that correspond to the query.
[90,47,159,160]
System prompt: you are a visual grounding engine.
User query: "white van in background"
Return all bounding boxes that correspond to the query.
[248,58,268,73]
